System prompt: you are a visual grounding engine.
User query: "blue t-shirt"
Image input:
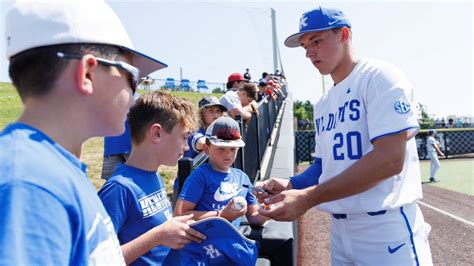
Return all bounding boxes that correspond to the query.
[103,120,132,156]
[178,163,257,228]
[0,123,124,265]
[98,163,173,265]
[183,128,205,159]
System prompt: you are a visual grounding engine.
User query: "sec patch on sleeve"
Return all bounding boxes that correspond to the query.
[393,100,411,114]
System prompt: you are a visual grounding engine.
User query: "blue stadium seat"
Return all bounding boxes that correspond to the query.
[181,79,191,92]
[165,78,176,89]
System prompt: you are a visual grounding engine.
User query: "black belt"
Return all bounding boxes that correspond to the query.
[332,210,387,219]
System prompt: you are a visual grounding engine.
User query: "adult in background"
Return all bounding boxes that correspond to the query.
[256,6,432,265]
[426,129,444,183]
[101,93,140,180]
[0,1,167,264]
[219,72,252,121]
[238,82,259,118]
[244,68,252,81]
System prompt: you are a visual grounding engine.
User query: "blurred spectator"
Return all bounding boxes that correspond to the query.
[184,96,227,159]
[260,72,270,84]
[258,80,277,101]
[448,118,454,128]
[256,80,267,102]
[220,73,252,121]
[440,118,446,128]
[238,83,259,118]
[297,119,305,130]
[244,68,251,81]
[101,93,141,180]
[456,118,464,128]
[267,79,284,98]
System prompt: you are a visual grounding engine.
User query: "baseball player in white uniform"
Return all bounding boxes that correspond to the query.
[426,130,444,183]
[256,6,433,265]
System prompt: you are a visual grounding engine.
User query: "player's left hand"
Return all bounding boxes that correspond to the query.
[257,189,310,221]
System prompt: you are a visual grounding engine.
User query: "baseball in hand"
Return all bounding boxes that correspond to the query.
[231,196,247,211]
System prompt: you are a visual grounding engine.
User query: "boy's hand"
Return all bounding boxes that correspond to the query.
[220,198,247,221]
[156,214,206,249]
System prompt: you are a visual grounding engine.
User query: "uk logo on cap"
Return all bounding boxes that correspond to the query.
[285,6,351,48]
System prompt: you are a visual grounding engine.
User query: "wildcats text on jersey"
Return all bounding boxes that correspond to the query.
[314,98,361,135]
[139,189,171,218]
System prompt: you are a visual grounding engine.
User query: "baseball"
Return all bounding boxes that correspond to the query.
[231,196,247,211]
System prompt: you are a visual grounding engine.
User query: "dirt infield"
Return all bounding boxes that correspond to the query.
[297,183,474,265]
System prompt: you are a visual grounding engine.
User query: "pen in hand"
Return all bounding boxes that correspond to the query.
[242,184,274,195]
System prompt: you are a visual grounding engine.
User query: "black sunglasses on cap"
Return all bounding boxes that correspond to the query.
[57,52,140,93]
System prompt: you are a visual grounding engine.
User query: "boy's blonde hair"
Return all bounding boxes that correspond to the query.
[128,91,198,144]
[198,106,225,130]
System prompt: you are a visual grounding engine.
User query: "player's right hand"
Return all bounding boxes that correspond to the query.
[156,214,206,249]
[254,178,291,204]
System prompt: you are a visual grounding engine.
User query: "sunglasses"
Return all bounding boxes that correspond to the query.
[57,52,140,93]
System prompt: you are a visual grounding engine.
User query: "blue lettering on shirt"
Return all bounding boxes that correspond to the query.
[315,99,361,135]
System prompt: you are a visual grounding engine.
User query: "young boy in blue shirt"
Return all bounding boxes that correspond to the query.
[98,92,206,265]
[175,116,269,228]
[0,2,167,264]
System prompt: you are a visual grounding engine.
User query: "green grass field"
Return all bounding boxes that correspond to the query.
[420,158,474,196]
[0,82,222,192]
[297,159,473,196]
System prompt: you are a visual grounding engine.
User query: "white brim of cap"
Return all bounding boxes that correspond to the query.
[284,26,339,48]
[208,138,245,148]
[121,46,168,79]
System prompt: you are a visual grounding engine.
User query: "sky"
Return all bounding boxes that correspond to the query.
[0,0,472,118]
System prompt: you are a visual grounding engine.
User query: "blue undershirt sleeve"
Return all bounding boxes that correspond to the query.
[290,158,322,190]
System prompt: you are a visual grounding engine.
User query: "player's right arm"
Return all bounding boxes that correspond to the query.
[259,130,408,221]
[432,140,445,157]
[0,183,72,265]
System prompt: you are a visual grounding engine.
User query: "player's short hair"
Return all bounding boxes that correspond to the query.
[8,43,123,102]
[128,91,198,145]
[239,83,258,100]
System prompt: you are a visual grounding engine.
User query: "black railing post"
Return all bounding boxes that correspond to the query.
[177,157,193,193]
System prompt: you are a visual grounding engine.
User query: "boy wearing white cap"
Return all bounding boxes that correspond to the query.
[256,6,433,265]
[0,1,165,264]
[175,116,269,229]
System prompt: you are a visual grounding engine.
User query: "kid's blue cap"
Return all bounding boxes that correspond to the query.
[284,6,351,48]
[165,217,258,265]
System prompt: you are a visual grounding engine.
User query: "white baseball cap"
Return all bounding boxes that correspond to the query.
[205,116,245,148]
[4,0,167,79]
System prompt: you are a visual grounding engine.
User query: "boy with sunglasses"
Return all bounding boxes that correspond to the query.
[0,1,166,264]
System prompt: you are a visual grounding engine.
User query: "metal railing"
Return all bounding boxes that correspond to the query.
[175,94,285,194]
[173,93,291,265]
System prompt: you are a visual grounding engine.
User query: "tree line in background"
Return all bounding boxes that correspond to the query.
[293,101,472,131]
[294,100,314,130]
[418,103,472,129]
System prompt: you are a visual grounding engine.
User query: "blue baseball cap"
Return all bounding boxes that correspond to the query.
[165,217,258,265]
[284,6,351,48]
